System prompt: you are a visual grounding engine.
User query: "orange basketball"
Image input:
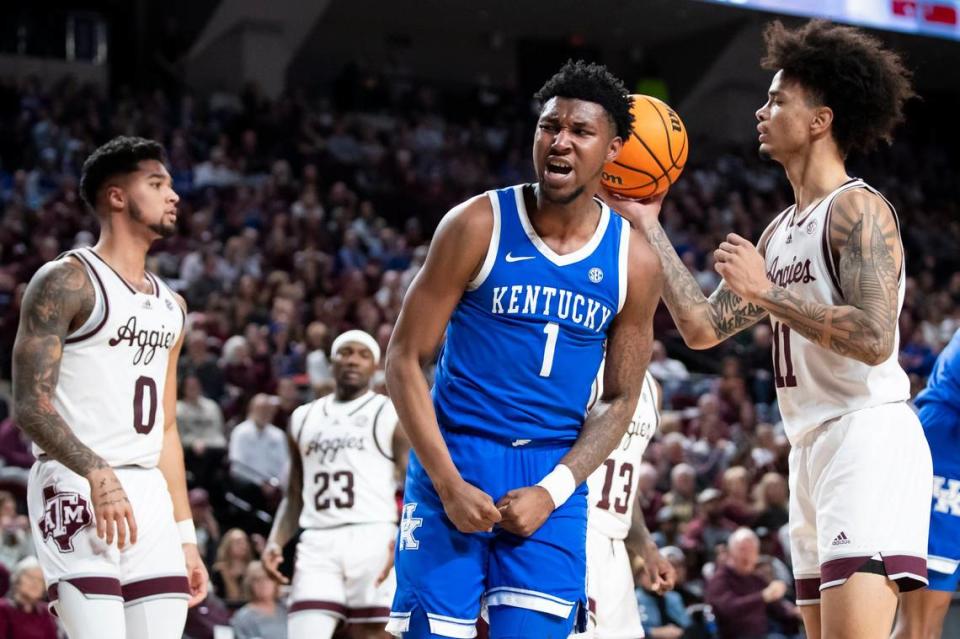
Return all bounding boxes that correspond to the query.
[601,94,688,198]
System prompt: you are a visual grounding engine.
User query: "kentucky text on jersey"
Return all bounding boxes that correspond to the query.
[432,184,629,443]
[490,285,613,332]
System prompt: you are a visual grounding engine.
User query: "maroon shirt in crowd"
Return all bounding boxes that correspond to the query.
[0,599,58,639]
[705,563,794,639]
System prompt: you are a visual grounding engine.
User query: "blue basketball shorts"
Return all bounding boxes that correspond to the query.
[386,429,588,638]
[920,403,960,591]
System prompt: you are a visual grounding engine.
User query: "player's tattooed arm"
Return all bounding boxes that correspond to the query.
[642,222,771,349]
[12,259,107,476]
[559,232,662,484]
[753,190,901,365]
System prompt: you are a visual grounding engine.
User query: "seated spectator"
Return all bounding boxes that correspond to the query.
[272,377,304,431]
[211,528,255,610]
[178,374,227,492]
[662,463,697,525]
[190,488,222,569]
[304,321,334,393]
[0,493,31,573]
[179,330,226,403]
[660,545,703,607]
[637,462,664,531]
[705,528,800,639]
[647,340,689,405]
[231,561,288,639]
[228,394,290,525]
[720,466,757,526]
[634,554,690,638]
[0,557,58,639]
[0,418,32,489]
[753,472,789,533]
[681,488,737,563]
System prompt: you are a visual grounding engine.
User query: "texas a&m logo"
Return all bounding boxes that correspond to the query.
[38,486,92,552]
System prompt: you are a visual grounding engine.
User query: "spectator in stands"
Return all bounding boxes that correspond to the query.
[660,545,703,607]
[0,558,57,638]
[663,463,697,525]
[179,330,226,403]
[647,340,690,406]
[190,488,222,569]
[272,376,304,431]
[705,528,799,639]
[753,472,789,532]
[231,561,288,639]
[682,488,738,564]
[720,466,757,526]
[178,374,227,492]
[635,552,690,638]
[0,418,32,488]
[211,528,255,610]
[228,394,289,522]
[0,493,31,573]
[637,462,664,531]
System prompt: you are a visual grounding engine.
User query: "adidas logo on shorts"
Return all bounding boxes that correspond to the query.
[831,531,851,546]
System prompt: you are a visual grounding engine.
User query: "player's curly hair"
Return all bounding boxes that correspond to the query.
[80,136,167,211]
[761,20,915,156]
[534,60,634,141]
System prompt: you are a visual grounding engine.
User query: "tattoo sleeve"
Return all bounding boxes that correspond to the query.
[642,221,768,347]
[757,192,901,365]
[12,259,107,477]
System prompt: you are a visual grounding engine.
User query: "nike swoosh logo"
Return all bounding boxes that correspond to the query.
[511,439,532,447]
[505,253,535,263]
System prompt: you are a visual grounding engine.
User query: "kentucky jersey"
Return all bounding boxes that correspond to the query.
[291,391,400,529]
[586,370,659,540]
[432,184,629,443]
[40,248,185,468]
[762,179,909,443]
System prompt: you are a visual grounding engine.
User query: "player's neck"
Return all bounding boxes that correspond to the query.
[334,386,370,402]
[92,230,150,285]
[529,184,601,241]
[782,145,850,211]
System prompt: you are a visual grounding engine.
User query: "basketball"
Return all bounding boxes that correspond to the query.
[601,94,688,199]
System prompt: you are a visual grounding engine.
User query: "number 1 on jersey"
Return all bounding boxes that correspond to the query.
[773,321,798,388]
[540,322,559,377]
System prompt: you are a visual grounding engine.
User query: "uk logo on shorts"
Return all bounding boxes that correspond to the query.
[933,475,960,516]
[38,486,92,552]
[399,503,422,551]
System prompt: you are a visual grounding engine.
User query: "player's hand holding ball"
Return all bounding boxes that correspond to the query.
[714,233,771,302]
[495,486,555,537]
[437,477,502,533]
[86,466,137,549]
[598,187,669,231]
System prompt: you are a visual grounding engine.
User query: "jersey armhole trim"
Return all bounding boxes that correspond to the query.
[617,219,630,313]
[371,396,395,462]
[466,191,501,291]
[65,252,110,344]
[293,399,321,447]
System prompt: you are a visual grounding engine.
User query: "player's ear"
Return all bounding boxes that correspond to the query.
[810,106,834,137]
[606,136,623,164]
[104,183,126,213]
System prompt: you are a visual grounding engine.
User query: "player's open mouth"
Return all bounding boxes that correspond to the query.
[543,160,574,187]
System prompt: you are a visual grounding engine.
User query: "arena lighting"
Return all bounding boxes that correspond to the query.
[696,0,960,40]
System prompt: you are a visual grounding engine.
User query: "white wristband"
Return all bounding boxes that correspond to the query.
[536,464,577,509]
[177,519,198,545]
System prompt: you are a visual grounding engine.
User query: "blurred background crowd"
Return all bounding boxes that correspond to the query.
[1,1,959,637]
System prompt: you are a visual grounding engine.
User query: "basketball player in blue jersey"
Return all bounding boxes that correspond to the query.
[892,328,960,639]
[383,60,663,639]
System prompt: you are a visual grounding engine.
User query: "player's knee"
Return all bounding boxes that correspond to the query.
[487,605,574,639]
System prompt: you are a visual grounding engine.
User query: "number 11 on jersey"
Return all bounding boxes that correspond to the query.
[540,322,559,377]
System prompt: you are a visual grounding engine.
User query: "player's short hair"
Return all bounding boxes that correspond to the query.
[534,59,634,141]
[761,20,915,156]
[79,136,167,211]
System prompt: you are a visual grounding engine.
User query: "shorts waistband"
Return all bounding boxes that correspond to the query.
[441,426,574,449]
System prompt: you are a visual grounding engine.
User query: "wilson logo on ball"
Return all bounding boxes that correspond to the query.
[602,94,688,199]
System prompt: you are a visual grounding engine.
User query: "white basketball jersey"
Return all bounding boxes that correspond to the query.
[585,370,659,540]
[762,178,910,443]
[292,391,400,529]
[40,248,185,468]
